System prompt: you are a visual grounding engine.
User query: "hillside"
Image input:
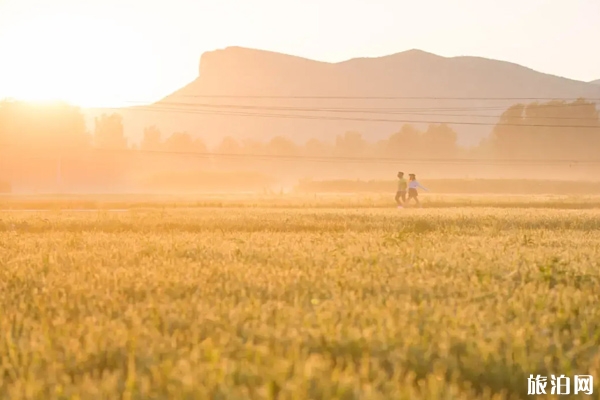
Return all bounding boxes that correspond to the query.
[85,47,600,148]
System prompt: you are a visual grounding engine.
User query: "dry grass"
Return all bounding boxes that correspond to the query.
[1,198,600,399]
[2,193,600,210]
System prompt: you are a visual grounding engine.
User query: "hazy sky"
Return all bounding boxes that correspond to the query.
[0,0,598,107]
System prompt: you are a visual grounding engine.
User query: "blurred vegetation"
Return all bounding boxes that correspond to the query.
[1,205,600,399]
[296,178,600,195]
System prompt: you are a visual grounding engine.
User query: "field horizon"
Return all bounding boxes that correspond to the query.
[2,192,600,212]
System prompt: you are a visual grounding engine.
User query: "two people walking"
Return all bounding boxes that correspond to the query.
[395,171,428,208]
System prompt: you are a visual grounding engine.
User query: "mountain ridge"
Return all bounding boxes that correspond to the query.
[85,46,600,148]
[193,46,593,88]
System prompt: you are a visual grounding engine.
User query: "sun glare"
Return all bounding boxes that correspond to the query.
[0,14,159,108]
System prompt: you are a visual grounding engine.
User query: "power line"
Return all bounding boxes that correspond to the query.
[108,104,600,129]
[5,144,600,165]
[3,138,600,164]
[113,100,600,115]
[83,147,600,165]
[122,100,600,122]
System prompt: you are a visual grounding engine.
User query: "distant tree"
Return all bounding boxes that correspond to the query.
[490,103,528,159]
[394,124,422,154]
[304,138,333,157]
[215,136,242,154]
[241,138,265,155]
[266,136,298,155]
[489,99,600,159]
[164,132,193,152]
[334,131,369,157]
[94,113,127,150]
[192,138,208,154]
[421,123,458,158]
[140,126,162,152]
[0,100,89,152]
[374,124,422,158]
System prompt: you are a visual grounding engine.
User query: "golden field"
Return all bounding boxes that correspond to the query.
[1,195,600,399]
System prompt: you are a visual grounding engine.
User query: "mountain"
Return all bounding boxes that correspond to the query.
[85,47,600,147]
[591,79,600,85]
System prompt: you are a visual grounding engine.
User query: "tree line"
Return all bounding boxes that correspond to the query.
[1,98,599,191]
[1,98,598,158]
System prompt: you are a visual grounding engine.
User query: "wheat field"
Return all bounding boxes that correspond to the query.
[1,195,600,399]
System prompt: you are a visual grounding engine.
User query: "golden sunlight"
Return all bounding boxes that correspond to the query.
[0,14,159,107]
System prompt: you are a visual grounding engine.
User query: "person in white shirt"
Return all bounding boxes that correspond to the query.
[406,173,428,206]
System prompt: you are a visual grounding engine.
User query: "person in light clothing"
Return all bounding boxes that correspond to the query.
[406,173,428,206]
[395,171,407,208]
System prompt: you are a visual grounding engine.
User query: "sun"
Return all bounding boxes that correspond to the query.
[0,14,159,108]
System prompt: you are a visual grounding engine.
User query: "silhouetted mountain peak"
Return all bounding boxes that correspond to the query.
[392,48,443,60]
[198,46,328,78]
[117,46,600,149]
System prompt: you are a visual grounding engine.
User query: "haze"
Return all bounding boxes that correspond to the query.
[3,2,600,397]
[1,0,600,194]
[1,0,599,107]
